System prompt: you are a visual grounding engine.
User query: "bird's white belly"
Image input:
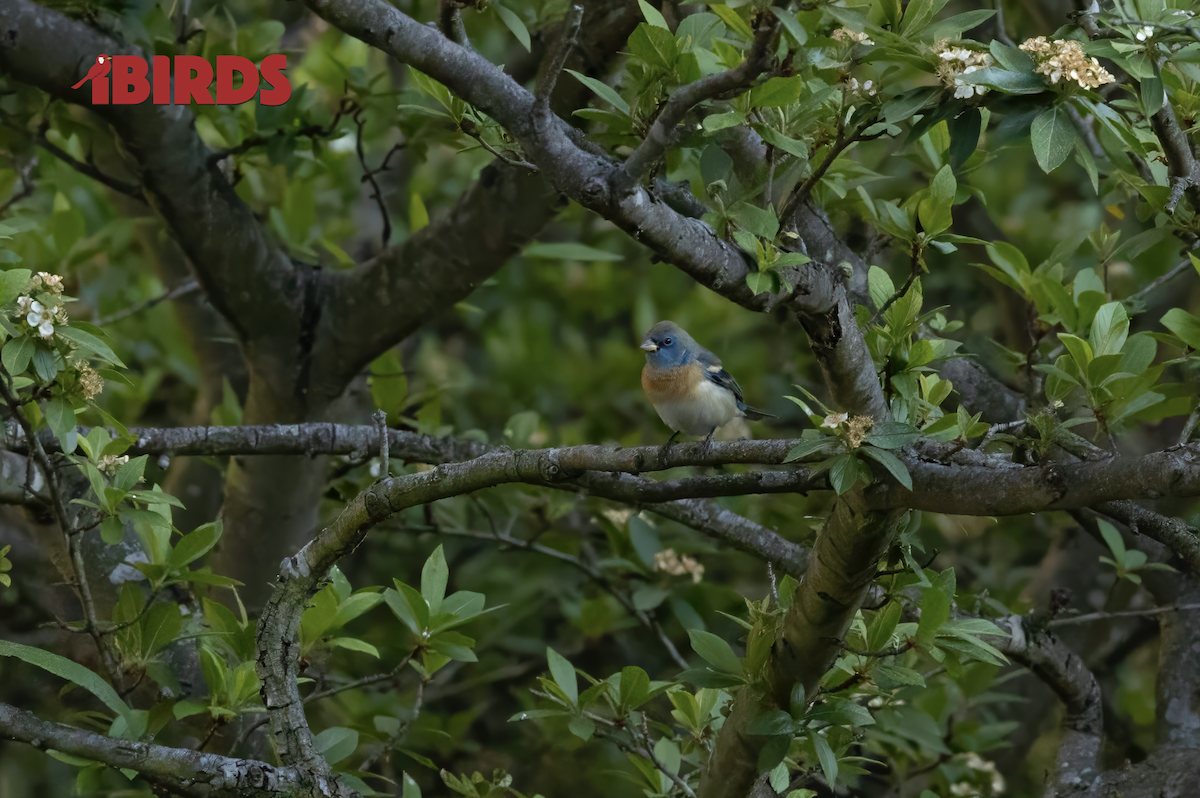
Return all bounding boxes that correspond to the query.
[653,380,741,437]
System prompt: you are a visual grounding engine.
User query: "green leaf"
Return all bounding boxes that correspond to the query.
[314,726,359,765]
[1090,301,1128,358]
[619,666,651,708]
[0,269,31,308]
[873,664,926,689]
[524,242,623,262]
[386,582,430,635]
[1058,333,1094,370]
[746,708,794,736]
[44,397,76,441]
[628,23,678,70]
[1141,74,1164,116]
[728,202,779,239]
[1097,519,1126,560]
[864,421,922,450]
[546,647,578,705]
[811,731,839,786]
[916,586,951,647]
[565,69,630,115]
[785,437,838,463]
[637,0,669,29]
[860,446,913,490]
[493,3,531,51]
[868,266,895,310]
[749,76,805,109]
[918,165,956,237]
[0,639,133,727]
[1161,308,1200,350]
[55,325,125,368]
[709,4,754,39]
[1031,107,1078,174]
[829,453,861,495]
[688,629,742,675]
[421,545,449,615]
[1,336,34,376]
[169,521,223,570]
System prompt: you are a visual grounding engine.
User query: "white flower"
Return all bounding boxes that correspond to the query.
[821,412,849,429]
[1135,25,1154,41]
[1174,9,1195,17]
[37,272,64,294]
[16,296,33,315]
[26,300,54,339]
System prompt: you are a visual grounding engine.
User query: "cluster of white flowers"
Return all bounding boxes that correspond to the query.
[1134,25,1155,41]
[934,42,994,99]
[654,548,705,583]
[98,454,130,477]
[948,752,1005,796]
[1019,36,1116,90]
[832,27,874,46]
[14,272,68,341]
[848,77,877,96]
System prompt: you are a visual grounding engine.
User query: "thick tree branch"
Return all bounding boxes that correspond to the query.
[0,702,310,797]
[992,616,1102,796]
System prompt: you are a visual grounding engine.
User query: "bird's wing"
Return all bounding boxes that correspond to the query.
[695,348,746,403]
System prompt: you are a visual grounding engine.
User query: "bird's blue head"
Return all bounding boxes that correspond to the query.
[640,321,696,368]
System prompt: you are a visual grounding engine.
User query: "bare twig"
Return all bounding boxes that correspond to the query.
[1047,603,1200,628]
[94,278,200,326]
[536,4,584,105]
[353,105,405,248]
[0,156,37,216]
[33,125,142,200]
[868,241,921,328]
[1128,253,1197,303]
[207,98,355,165]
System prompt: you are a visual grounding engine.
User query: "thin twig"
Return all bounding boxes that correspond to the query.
[1128,253,1197,303]
[207,98,355,165]
[1047,603,1200,628]
[94,278,200,326]
[303,653,414,704]
[0,156,37,216]
[439,526,689,669]
[779,117,874,222]
[353,106,405,248]
[536,4,584,105]
[33,126,142,200]
[619,11,780,188]
[868,241,921,327]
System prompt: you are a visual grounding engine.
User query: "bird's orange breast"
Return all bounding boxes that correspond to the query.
[642,362,703,404]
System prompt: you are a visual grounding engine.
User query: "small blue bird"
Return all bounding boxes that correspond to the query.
[640,321,774,450]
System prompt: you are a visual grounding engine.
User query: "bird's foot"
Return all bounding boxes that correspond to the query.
[658,431,680,462]
[699,429,716,457]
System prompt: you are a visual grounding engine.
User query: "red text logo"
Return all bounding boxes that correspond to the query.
[73,54,291,106]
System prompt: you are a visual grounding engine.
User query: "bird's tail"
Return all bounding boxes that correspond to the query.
[739,403,776,421]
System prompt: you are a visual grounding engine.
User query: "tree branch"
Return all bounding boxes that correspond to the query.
[0,702,310,796]
[993,616,1102,796]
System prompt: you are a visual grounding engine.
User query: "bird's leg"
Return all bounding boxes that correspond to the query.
[699,428,716,456]
[658,431,679,462]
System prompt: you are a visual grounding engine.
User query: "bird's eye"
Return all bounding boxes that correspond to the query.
[663,337,673,346]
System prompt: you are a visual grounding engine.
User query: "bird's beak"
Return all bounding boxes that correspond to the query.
[640,340,658,352]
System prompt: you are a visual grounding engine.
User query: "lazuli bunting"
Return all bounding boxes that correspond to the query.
[640,321,774,448]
